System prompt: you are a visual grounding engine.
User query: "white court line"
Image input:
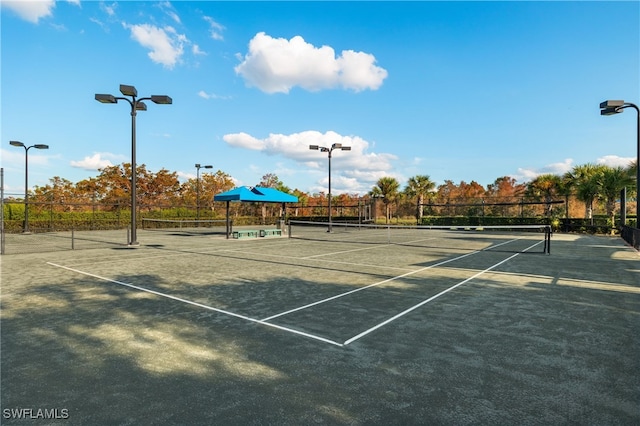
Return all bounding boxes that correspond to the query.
[342,239,544,345]
[44,236,539,347]
[260,248,485,322]
[46,262,344,347]
[301,236,439,259]
[261,237,522,322]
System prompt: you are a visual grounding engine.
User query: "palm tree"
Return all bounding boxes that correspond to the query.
[597,166,635,229]
[565,164,606,224]
[559,172,576,219]
[370,177,400,224]
[405,175,436,224]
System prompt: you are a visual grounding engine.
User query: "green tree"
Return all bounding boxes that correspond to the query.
[404,175,435,223]
[370,176,400,223]
[257,173,287,222]
[557,173,574,219]
[566,164,606,224]
[597,166,635,229]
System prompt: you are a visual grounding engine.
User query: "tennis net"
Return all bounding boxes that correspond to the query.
[287,220,551,254]
[141,218,230,236]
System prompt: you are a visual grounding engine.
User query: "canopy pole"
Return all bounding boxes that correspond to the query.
[226,201,230,239]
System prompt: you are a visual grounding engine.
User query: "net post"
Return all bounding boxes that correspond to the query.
[72,228,75,250]
[288,221,292,238]
[544,225,551,254]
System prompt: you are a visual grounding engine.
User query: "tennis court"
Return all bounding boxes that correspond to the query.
[1,223,639,424]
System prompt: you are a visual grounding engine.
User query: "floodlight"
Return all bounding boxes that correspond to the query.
[309,145,319,150]
[151,95,172,104]
[600,100,624,109]
[34,144,49,149]
[601,107,621,116]
[95,94,117,104]
[119,84,137,97]
[9,141,24,147]
[136,102,147,111]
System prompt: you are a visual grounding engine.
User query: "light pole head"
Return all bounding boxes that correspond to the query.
[135,101,148,111]
[600,100,625,116]
[601,107,621,116]
[341,146,352,151]
[309,145,320,150]
[151,95,172,105]
[332,143,343,149]
[204,165,213,169]
[195,163,201,168]
[120,84,138,97]
[10,141,25,147]
[95,94,117,104]
[600,100,625,109]
[34,144,49,150]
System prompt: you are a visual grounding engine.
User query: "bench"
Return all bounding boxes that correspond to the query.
[232,230,259,239]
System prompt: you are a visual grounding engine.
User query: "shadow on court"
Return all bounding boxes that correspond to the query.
[1,232,639,424]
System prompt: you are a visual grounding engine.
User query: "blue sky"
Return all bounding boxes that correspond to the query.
[1,1,639,197]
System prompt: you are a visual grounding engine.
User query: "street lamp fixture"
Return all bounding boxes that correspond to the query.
[195,163,213,223]
[309,142,351,231]
[95,84,172,246]
[9,140,49,233]
[600,100,640,227]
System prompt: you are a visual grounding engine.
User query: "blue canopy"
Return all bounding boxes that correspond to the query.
[214,186,298,203]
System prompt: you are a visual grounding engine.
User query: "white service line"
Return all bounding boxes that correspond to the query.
[261,237,524,322]
[342,239,544,345]
[46,262,344,347]
[301,236,441,259]
[260,248,484,322]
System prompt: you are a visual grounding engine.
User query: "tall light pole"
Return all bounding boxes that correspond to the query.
[309,143,351,231]
[95,84,172,246]
[195,163,213,223]
[9,141,49,233]
[600,100,640,227]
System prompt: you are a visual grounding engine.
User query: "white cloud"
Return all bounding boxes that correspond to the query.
[1,148,50,168]
[124,23,185,69]
[177,171,195,181]
[101,2,116,17]
[513,155,636,183]
[70,153,122,171]
[223,132,266,151]
[513,158,574,182]
[223,130,397,193]
[192,44,207,56]
[596,155,634,168]
[198,90,231,100]
[2,0,55,23]
[204,16,225,41]
[235,32,388,94]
